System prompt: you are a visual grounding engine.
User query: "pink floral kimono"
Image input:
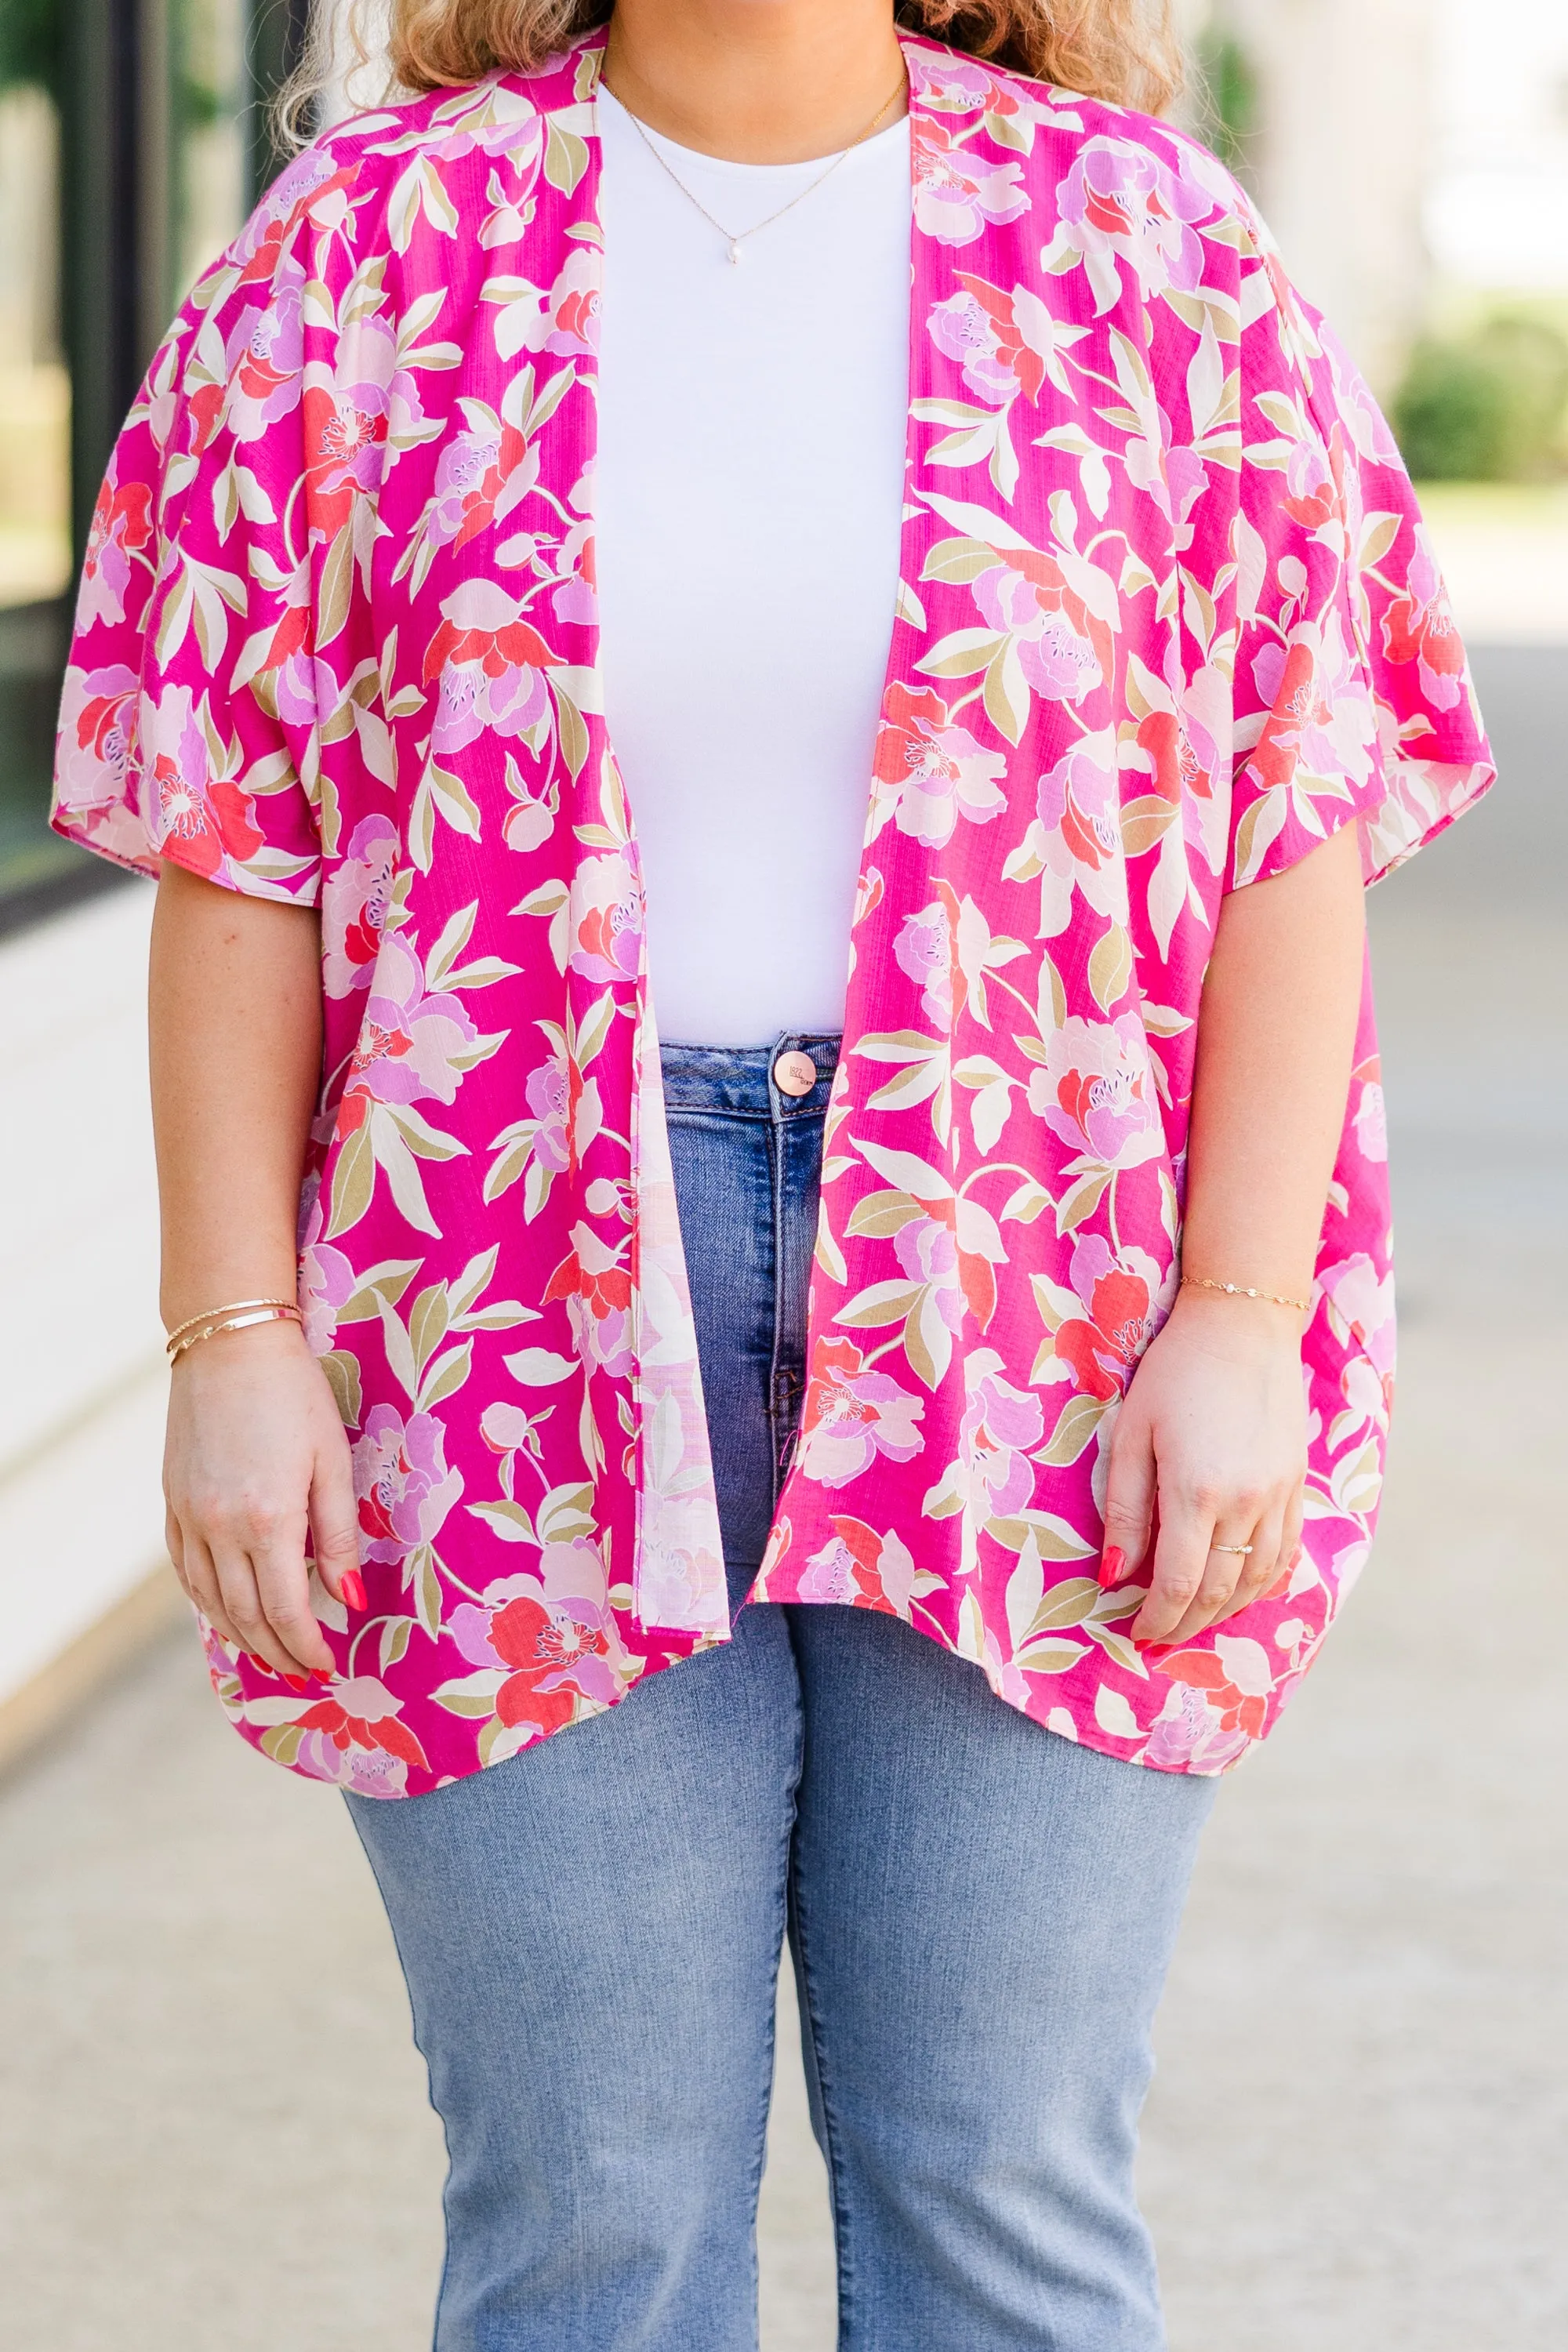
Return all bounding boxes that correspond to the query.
[53,33,1494,1795]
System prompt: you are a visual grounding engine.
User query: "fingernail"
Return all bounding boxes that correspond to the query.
[282,1674,310,1692]
[1098,1545,1127,1591]
[340,1569,367,1612]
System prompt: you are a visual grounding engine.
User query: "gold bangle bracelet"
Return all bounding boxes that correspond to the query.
[1180,1276,1312,1314]
[165,1296,299,1353]
[168,1305,303,1362]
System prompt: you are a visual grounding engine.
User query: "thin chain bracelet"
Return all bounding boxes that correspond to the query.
[167,1303,303,1361]
[1180,1276,1312,1314]
[165,1295,299,1351]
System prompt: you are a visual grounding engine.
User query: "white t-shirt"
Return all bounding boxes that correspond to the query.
[595,87,912,1047]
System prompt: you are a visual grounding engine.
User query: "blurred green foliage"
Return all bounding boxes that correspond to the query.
[173,0,231,132]
[1195,31,1258,180]
[0,0,223,126]
[0,0,62,96]
[1394,317,1568,483]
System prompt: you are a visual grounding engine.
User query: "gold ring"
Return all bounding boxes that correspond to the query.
[1210,1541,1254,1555]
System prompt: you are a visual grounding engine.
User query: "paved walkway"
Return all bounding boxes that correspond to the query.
[1,649,1563,2349]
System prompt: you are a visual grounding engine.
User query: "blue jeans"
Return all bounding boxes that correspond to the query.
[349,1036,1215,2351]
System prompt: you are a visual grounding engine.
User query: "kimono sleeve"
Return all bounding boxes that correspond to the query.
[51,237,322,906]
[1225,256,1496,894]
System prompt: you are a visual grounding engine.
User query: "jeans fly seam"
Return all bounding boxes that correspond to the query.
[766,1094,791,1516]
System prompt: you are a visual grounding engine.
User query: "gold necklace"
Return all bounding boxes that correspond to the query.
[603,55,908,267]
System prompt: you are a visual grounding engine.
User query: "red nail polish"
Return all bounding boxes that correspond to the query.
[340,1569,367,1612]
[1098,1545,1127,1591]
[282,1674,309,1692]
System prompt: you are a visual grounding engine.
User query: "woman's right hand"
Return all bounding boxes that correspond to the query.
[163,1319,361,1682]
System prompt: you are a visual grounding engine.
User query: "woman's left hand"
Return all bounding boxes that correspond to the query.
[1100,1291,1308,1648]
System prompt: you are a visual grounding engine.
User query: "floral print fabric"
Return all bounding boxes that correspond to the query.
[53,34,1493,1795]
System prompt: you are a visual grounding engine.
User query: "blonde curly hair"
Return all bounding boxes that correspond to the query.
[286,0,1184,142]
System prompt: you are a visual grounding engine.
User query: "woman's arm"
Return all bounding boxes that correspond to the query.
[1105,820,1367,1646]
[151,862,358,1679]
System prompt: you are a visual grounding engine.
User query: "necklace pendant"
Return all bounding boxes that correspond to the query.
[728,240,742,265]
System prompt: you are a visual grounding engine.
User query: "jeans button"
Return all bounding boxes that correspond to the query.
[772,1049,818,1098]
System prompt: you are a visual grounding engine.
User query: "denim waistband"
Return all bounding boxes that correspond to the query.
[659,1033,841,1120]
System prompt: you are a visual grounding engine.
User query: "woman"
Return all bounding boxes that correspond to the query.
[53,0,1494,2342]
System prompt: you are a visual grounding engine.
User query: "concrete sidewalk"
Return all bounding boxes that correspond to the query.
[1,649,1563,2350]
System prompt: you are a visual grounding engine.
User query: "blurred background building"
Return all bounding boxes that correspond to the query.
[1189,0,1568,640]
[0,0,313,1766]
[1190,0,1436,397]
